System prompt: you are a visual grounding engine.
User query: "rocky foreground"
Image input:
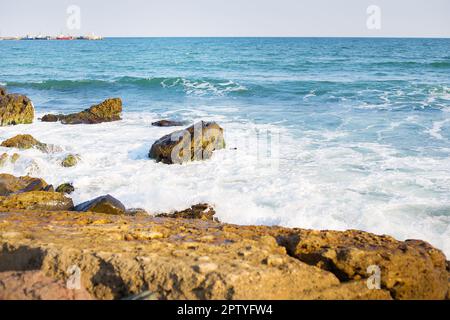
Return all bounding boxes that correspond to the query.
[0,206,449,300]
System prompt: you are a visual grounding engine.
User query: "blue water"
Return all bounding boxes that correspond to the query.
[1,38,449,255]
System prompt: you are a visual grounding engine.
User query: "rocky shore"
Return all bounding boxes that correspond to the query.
[0,87,449,300]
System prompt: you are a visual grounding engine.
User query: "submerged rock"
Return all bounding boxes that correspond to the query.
[61,154,80,167]
[156,203,218,221]
[0,134,52,153]
[55,183,75,194]
[74,194,126,215]
[149,121,225,164]
[151,119,189,127]
[0,91,34,126]
[0,191,74,211]
[0,153,19,167]
[0,174,50,196]
[41,98,122,124]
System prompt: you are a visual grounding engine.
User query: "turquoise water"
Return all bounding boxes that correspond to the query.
[1,38,449,254]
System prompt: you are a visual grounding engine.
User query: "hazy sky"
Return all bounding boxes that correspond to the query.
[1,0,449,37]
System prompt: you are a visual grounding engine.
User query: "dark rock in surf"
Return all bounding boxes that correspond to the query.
[149,121,225,164]
[74,194,126,215]
[151,120,189,127]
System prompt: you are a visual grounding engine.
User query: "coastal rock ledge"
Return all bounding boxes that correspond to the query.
[0,209,448,300]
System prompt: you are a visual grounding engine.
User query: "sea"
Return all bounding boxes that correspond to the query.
[0,37,449,255]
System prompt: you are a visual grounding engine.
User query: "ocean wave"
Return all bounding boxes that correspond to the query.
[370,61,450,69]
[4,77,248,96]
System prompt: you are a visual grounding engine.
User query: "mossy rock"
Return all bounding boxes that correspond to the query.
[0,92,34,126]
[61,154,80,167]
[1,134,50,152]
[55,183,75,194]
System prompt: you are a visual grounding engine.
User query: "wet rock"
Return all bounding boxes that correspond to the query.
[0,174,50,196]
[0,270,93,300]
[0,153,19,166]
[0,191,74,211]
[0,92,34,126]
[151,119,189,127]
[74,194,126,215]
[149,121,225,164]
[0,134,52,153]
[41,114,63,122]
[0,87,6,96]
[55,183,75,194]
[156,203,218,221]
[41,98,122,124]
[61,154,80,167]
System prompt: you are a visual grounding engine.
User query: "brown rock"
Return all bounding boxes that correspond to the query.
[276,229,449,300]
[1,134,50,152]
[0,210,446,300]
[0,191,74,211]
[149,121,226,164]
[156,203,218,221]
[0,92,34,126]
[0,87,6,96]
[74,194,126,215]
[151,119,188,127]
[0,270,92,300]
[41,114,63,122]
[0,173,50,196]
[41,98,122,124]
[55,183,75,194]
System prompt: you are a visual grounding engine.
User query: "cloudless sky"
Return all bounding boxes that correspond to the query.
[1,0,449,37]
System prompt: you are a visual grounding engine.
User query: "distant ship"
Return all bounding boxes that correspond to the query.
[56,34,73,40]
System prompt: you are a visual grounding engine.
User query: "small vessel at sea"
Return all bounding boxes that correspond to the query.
[56,34,73,40]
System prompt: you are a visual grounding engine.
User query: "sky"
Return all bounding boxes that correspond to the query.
[0,0,449,37]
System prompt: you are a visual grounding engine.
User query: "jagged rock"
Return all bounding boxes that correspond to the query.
[151,119,189,127]
[0,92,34,126]
[0,271,93,300]
[276,229,449,300]
[149,121,225,164]
[2,210,447,300]
[0,134,52,153]
[156,203,218,221]
[74,194,126,215]
[0,191,73,211]
[41,98,122,124]
[0,174,50,196]
[56,183,75,194]
[61,154,80,167]
[0,87,6,96]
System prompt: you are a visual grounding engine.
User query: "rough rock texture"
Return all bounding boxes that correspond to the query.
[41,98,122,124]
[61,154,80,167]
[0,134,52,153]
[0,270,92,300]
[0,210,447,300]
[151,120,189,127]
[156,203,218,221]
[0,191,74,211]
[74,194,126,215]
[0,174,50,196]
[276,229,449,300]
[0,92,34,126]
[149,121,226,164]
[0,87,6,96]
[55,183,75,194]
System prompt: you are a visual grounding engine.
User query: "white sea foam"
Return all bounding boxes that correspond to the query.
[0,112,449,256]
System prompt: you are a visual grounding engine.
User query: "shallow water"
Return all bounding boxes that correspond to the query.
[0,38,449,255]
